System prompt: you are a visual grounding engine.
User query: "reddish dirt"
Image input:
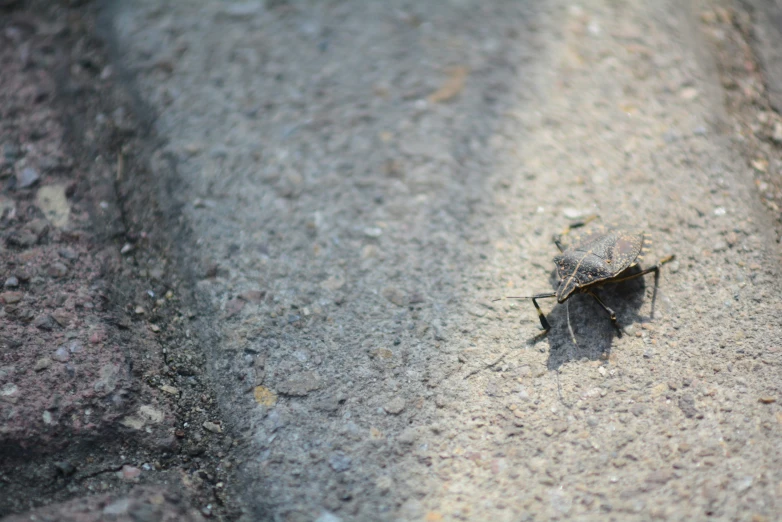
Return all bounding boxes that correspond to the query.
[1,2,237,519]
[703,3,782,238]
[1,486,205,522]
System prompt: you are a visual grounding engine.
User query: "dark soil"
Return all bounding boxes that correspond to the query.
[1,2,240,519]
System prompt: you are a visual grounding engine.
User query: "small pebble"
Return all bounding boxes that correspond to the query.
[52,310,72,327]
[58,247,78,260]
[11,231,37,247]
[238,290,264,302]
[47,262,68,278]
[34,357,53,371]
[160,385,179,395]
[382,286,406,307]
[54,461,76,476]
[34,314,56,330]
[103,499,131,516]
[314,512,343,522]
[363,227,382,238]
[225,298,245,317]
[383,397,406,415]
[2,143,20,162]
[4,277,19,288]
[16,167,40,188]
[328,453,352,472]
[1,291,23,304]
[735,476,753,493]
[120,465,142,480]
[203,421,223,433]
[751,159,768,172]
[53,346,70,362]
[1,383,19,401]
[276,371,321,396]
[680,87,699,100]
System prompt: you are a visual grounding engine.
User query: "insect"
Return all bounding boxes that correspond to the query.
[498,219,675,331]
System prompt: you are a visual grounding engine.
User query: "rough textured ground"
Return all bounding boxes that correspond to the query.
[106,0,782,521]
[1,2,232,519]
[705,0,782,239]
[0,2,173,513]
[4,0,782,520]
[2,486,205,522]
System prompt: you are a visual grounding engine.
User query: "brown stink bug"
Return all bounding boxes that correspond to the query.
[497,219,675,331]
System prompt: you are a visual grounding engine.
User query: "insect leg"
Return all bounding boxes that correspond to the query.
[586,290,616,322]
[586,290,623,335]
[531,292,556,330]
[608,255,675,284]
[553,215,599,252]
[607,255,675,319]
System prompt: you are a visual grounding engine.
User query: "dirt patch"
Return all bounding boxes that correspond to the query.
[702,1,782,240]
[0,1,239,519]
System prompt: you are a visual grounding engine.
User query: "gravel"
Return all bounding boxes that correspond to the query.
[15,166,39,188]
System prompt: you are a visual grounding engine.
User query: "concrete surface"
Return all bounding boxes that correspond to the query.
[105,0,782,521]
[3,0,782,520]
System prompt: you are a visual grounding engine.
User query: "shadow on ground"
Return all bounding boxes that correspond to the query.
[539,265,656,370]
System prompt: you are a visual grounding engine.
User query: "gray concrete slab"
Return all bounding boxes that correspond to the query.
[107,0,782,520]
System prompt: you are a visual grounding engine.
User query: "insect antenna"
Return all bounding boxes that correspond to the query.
[554,301,577,409]
[566,300,577,346]
[494,292,557,331]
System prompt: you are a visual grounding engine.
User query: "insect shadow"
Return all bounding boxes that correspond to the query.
[526,264,650,371]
